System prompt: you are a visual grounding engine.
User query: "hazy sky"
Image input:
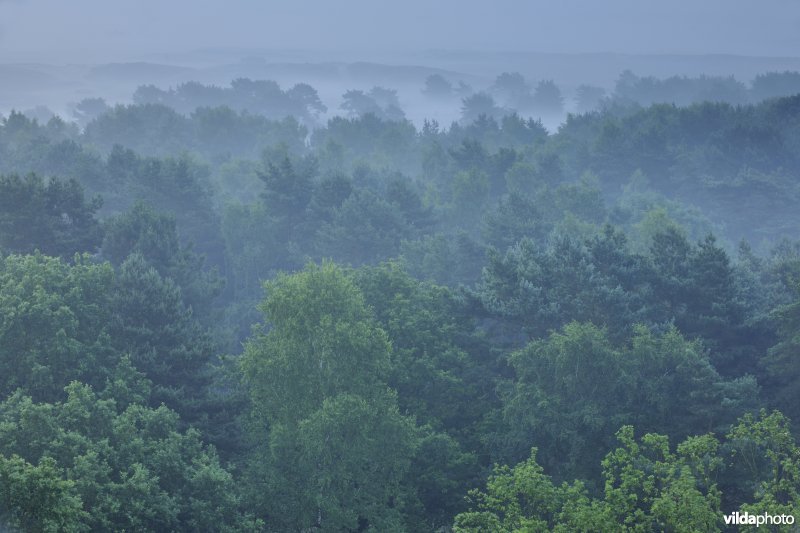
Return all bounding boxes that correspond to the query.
[1,0,799,63]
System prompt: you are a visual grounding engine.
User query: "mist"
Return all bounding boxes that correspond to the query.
[3,2,800,531]
[2,0,800,129]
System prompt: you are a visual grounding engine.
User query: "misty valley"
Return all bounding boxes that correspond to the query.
[2,62,800,531]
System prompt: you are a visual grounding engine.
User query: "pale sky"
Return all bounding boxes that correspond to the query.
[1,0,799,63]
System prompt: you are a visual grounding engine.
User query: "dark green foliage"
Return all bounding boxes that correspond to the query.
[483,192,549,250]
[316,189,411,265]
[405,428,480,530]
[312,113,418,173]
[501,114,549,146]
[499,322,757,481]
[258,156,315,231]
[649,230,757,375]
[102,147,227,269]
[557,97,800,243]
[761,282,800,422]
[102,201,223,316]
[0,174,102,257]
[219,201,279,329]
[306,172,354,224]
[400,231,486,287]
[109,253,218,432]
[473,230,652,342]
[84,104,191,156]
[386,176,436,233]
[353,262,492,438]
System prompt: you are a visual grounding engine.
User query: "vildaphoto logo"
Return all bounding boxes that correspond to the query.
[723,511,795,527]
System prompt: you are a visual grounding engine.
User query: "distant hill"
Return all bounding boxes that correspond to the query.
[87,62,196,83]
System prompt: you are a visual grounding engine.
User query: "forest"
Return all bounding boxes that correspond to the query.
[1,65,800,531]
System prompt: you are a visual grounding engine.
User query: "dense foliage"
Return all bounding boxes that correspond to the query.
[2,71,800,530]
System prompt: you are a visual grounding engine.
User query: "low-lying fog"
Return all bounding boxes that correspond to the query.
[2,0,800,131]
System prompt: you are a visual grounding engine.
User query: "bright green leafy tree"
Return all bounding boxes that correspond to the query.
[241,262,417,530]
[0,382,254,532]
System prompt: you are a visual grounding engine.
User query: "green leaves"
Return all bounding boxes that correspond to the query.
[0,383,251,532]
[243,262,391,424]
[500,322,757,481]
[0,454,87,533]
[457,411,800,531]
[0,254,116,402]
[241,262,417,530]
[727,410,800,524]
[455,427,725,532]
[296,393,415,531]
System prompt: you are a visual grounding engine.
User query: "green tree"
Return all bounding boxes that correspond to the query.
[351,262,493,528]
[0,173,103,258]
[760,281,800,421]
[241,262,417,530]
[287,83,328,118]
[451,168,490,228]
[0,254,116,402]
[353,261,496,444]
[315,189,410,265]
[499,322,757,481]
[454,427,724,532]
[650,230,753,375]
[400,231,486,287]
[242,262,391,422]
[0,454,87,533]
[101,201,223,320]
[472,230,651,342]
[483,192,549,250]
[258,155,315,249]
[727,410,800,526]
[0,382,253,532]
[109,253,219,436]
